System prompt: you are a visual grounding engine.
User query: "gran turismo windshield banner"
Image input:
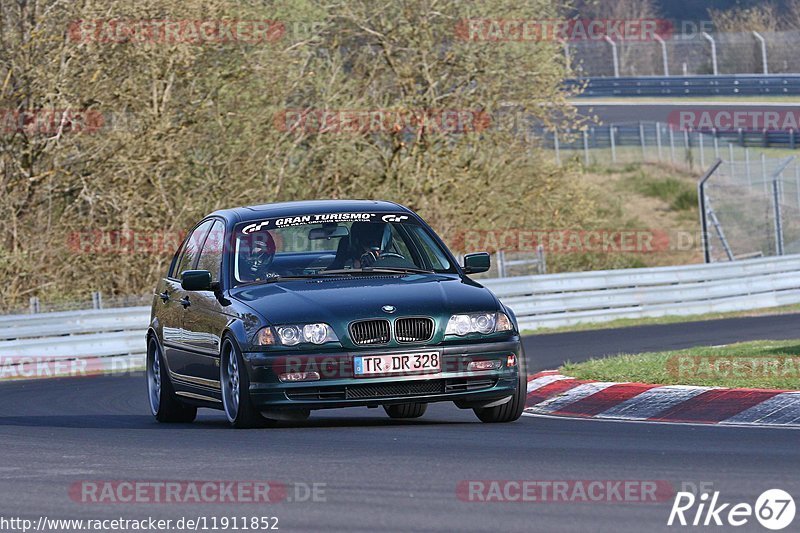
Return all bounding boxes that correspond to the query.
[240,212,412,233]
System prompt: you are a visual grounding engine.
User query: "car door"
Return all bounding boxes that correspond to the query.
[180,219,228,388]
[163,220,213,379]
[155,242,186,367]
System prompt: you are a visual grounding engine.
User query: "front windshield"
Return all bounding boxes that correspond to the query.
[232,212,455,285]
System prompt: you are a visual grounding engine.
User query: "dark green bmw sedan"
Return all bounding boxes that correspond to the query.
[147,200,527,428]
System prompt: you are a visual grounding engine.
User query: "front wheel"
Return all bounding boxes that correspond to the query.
[220,337,264,428]
[473,353,527,423]
[147,337,197,423]
[384,402,427,419]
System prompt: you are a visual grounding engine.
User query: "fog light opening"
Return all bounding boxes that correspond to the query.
[279,371,321,383]
[506,355,517,367]
[467,360,502,371]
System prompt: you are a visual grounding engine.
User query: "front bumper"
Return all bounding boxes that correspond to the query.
[242,338,522,410]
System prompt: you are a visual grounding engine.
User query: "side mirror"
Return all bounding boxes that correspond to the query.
[181,270,213,291]
[463,252,490,274]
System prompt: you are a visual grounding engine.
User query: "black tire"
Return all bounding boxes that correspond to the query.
[147,337,197,423]
[384,402,427,419]
[220,337,265,429]
[473,351,527,423]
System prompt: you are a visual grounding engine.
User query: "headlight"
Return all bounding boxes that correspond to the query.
[263,323,338,346]
[445,312,513,336]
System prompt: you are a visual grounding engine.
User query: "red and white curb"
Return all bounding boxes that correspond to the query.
[525,371,800,428]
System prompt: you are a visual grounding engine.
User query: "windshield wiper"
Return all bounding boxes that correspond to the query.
[237,274,326,286]
[322,267,435,275]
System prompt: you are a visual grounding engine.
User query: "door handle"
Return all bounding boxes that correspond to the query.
[159,291,170,303]
[180,296,191,308]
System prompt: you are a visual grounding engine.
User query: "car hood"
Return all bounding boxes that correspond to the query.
[229,274,499,325]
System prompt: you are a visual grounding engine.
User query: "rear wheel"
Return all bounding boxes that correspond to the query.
[473,352,527,423]
[220,337,264,429]
[147,337,197,423]
[384,402,427,419]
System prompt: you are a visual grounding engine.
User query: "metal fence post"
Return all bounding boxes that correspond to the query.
[699,132,705,168]
[684,130,692,169]
[713,129,719,159]
[496,250,506,278]
[761,153,768,194]
[774,178,784,255]
[604,36,620,77]
[639,122,646,160]
[745,148,752,187]
[536,244,546,275]
[729,144,735,180]
[753,31,768,74]
[698,159,724,263]
[654,34,669,75]
[582,129,590,167]
[29,297,40,314]
[768,157,794,256]
[702,32,718,75]
[610,125,617,163]
[92,291,103,310]
[553,130,561,166]
[656,122,663,161]
[669,128,675,164]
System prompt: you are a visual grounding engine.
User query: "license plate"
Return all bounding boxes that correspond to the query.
[354,352,441,377]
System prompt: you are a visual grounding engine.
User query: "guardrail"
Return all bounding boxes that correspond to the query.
[3,254,800,366]
[568,74,800,97]
[483,254,800,330]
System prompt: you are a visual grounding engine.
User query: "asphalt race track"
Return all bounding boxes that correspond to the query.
[3,315,800,533]
[524,312,800,372]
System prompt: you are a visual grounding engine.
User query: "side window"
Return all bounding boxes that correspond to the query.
[197,220,225,282]
[167,242,185,279]
[175,220,214,277]
[409,226,451,271]
[388,224,413,258]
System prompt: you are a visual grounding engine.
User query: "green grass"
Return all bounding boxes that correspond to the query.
[624,172,698,211]
[561,339,800,390]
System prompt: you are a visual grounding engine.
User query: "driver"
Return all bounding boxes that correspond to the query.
[349,222,390,268]
[242,231,278,281]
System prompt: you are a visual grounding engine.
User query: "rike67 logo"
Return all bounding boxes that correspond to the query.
[668,489,795,530]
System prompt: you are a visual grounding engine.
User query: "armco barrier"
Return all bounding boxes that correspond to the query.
[568,74,800,97]
[2,254,800,367]
[483,254,800,330]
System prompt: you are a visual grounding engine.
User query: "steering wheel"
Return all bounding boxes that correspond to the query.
[360,251,406,267]
[378,252,405,261]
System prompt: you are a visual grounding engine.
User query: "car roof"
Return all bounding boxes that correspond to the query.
[207,199,412,225]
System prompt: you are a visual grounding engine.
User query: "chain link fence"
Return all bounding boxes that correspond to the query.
[542,121,800,264]
[701,155,800,262]
[544,122,797,175]
[569,30,800,77]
